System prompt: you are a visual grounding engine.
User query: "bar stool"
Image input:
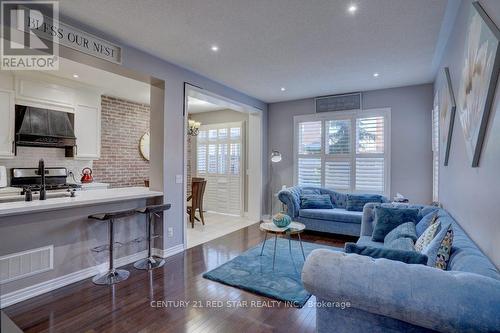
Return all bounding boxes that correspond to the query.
[89,209,137,285]
[134,203,171,270]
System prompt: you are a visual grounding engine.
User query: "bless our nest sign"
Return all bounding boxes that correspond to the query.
[27,10,122,64]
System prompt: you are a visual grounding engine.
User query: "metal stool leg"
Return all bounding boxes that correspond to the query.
[134,212,165,270]
[93,218,130,285]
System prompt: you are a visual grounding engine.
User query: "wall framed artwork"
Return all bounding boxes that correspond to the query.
[457,1,500,167]
[438,67,456,166]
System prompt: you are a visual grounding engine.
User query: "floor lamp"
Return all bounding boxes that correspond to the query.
[270,150,282,217]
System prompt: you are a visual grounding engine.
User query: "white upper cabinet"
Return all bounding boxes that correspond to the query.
[74,90,101,159]
[15,77,75,112]
[0,89,15,158]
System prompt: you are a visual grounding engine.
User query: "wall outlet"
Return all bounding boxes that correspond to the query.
[167,227,174,238]
[175,175,183,184]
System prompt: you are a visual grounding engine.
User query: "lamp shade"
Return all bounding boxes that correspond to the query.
[270,150,282,163]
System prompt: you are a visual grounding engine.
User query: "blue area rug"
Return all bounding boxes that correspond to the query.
[203,237,341,307]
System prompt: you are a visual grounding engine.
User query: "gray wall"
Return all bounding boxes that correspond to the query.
[435,0,500,268]
[59,14,268,251]
[267,83,434,213]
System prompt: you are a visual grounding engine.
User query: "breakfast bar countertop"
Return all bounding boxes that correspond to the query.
[0,187,163,218]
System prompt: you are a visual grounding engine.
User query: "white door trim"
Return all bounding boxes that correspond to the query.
[183,85,263,247]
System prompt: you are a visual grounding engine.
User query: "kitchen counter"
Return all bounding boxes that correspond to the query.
[0,187,163,217]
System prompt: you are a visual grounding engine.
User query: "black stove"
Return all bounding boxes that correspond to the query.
[11,167,81,192]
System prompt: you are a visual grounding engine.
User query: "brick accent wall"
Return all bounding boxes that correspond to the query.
[93,96,150,188]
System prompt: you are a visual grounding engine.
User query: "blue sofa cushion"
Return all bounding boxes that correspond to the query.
[345,194,384,211]
[344,243,428,264]
[356,236,385,249]
[372,206,419,242]
[299,208,363,224]
[300,194,333,209]
[416,211,439,237]
[384,222,417,244]
[385,237,415,251]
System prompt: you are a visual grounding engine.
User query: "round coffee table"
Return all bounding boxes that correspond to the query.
[259,222,306,269]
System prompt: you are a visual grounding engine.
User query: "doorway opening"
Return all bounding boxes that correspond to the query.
[184,85,263,248]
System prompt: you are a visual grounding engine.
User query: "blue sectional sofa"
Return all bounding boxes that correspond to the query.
[302,203,500,333]
[278,186,389,236]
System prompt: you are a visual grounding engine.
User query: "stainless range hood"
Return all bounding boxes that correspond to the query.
[15,105,76,157]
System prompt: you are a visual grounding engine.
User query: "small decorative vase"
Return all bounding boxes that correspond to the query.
[272,212,291,228]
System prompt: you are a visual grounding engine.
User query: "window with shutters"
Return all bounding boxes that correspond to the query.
[432,100,439,202]
[196,122,244,215]
[294,109,390,196]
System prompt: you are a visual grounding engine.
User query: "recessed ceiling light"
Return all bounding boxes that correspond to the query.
[72,74,79,78]
[348,4,358,14]
[280,87,286,92]
[211,45,219,52]
[373,72,380,77]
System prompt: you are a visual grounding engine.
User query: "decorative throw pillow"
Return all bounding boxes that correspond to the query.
[417,206,440,221]
[345,194,384,212]
[371,207,419,242]
[416,211,439,237]
[344,242,427,265]
[384,222,417,244]
[415,221,440,252]
[301,188,321,195]
[435,226,454,270]
[421,223,453,268]
[299,194,333,209]
[385,237,415,251]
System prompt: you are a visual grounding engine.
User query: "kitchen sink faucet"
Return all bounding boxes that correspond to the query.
[37,159,46,200]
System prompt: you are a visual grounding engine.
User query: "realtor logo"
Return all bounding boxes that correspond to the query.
[1,1,59,70]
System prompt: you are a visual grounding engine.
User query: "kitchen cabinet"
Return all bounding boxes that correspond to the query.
[74,91,101,159]
[0,89,15,158]
[15,77,75,111]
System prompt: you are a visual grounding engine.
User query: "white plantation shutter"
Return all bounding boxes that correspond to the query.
[432,105,439,201]
[325,161,351,190]
[355,116,385,193]
[197,144,207,174]
[295,109,390,195]
[298,158,321,186]
[326,119,350,154]
[298,121,322,154]
[355,157,384,193]
[196,122,243,215]
[356,116,384,154]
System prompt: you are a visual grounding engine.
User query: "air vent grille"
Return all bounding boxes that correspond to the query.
[0,245,53,283]
[315,92,362,113]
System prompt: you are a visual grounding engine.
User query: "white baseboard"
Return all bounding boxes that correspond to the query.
[0,245,185,309]
[261,214,271,221]
[152,244,185,258]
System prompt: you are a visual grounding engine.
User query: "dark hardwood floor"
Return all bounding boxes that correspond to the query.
[4,223,355,333]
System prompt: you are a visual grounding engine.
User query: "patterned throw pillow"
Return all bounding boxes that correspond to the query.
[415,221,440,252]
[416,212,439,236]
[435,226,454,270]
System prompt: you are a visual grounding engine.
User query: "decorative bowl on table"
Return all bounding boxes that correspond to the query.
[272,212,291,228]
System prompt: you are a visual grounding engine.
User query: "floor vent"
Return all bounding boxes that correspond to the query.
[0,245,53,284]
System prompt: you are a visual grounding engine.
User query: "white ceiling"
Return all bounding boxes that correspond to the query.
[50,58,151,104]
[59,0,448,103]
[187,96,226,114]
